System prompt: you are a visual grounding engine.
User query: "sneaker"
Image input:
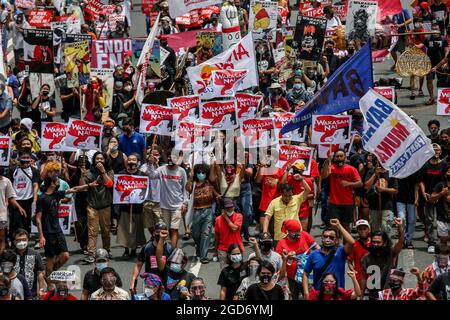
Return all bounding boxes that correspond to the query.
[407,242,414,250]
[84,255,95,264]
[107,251,113,259]
[200,258,209,264]
[34,243,41,250]
[428,245,435,254]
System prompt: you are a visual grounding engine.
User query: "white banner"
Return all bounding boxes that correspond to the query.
[236,93,262,124]
[200,100,239,131]
[241,118,277,148]
[202,69,248,98]
[174,122,212,152]
[0,136,11,166]
[168,0,222,19]
[437,88,450,115]
[360,89,434,178]
[312,115,352,145]
[169,95,200,129]
[65,118,103,151]
[41,122,76,152]
[139,104,173,136]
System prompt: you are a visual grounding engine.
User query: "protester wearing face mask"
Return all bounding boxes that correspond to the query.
[347,220,371,288]
[286,76,313,110]
[378,268,425,300]
[275,219,318,300]
[11,118,40,153]
[0,80,13,134]
[361,226,404,300]
[307,271,361,300]
[323,40,340,76]
[321,149,362,230]
[0,274,17,300]
[189,277,209,300]
[30,84,56,133]
[133,272,170,300]
[186,164,221,264]
[42,271,78,301]
[0,250,32,300]
[303,219,355,299]
[12,229,45,299]
[245,261,284,300]
[204,13,223,31]
[266,82,289,112]
[234,256,261,300]
[218,243,247,300]
[81,249,123,300]
[118,117,146,162]
[350,109,364,135]
[91,267,130,300]
[249,232,283,282]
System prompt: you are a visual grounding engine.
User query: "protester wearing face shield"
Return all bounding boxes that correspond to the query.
[378,268,425,300]
[133,272,170,300]
[0,249,32,300]
[245,261,285,300]
[233,257,261,300]
[91,267,130,300]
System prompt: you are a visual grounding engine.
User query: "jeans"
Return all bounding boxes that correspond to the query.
[238,182,253,238]
[396,203,416,242]
[191,207,213,260]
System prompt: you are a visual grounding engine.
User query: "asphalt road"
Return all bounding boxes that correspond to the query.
[29,3,445,299]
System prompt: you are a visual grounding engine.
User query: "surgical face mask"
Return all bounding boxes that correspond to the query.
[15,240,28,250]
[230,254,242,264]
[249,265,259,277]
[111,145,119,153]
[144,287,155,298]
[0,287,8,296]
[414,23,422,29]
[226,209,234,217]
[1,262,14,274]
[293,83,304,91]
[288,232,301,241]
[124,85,132,92]
[196,172,206,181]
[259,274,272,284]
[169,262,182,273]
[95,262,108,271]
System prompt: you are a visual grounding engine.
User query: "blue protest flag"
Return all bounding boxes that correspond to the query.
[281,42,374,135]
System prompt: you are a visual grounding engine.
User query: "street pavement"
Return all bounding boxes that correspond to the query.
[27,3,446,299]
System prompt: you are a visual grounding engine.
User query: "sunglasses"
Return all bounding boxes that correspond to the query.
[323,235,336,240]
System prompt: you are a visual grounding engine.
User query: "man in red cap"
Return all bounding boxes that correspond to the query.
[123,51,135,81]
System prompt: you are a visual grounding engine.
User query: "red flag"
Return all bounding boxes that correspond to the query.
[377,0,403,19]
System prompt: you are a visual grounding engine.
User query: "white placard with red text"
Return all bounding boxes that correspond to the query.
[437,88,450,115]
[272,112,307,142]
[241,118,277,148]
[65,118,103,151]
[200,100,238,131]
[174,122,212,152]
[373,87,395,102]
[168,95,200,129]
[236,93,262,124]
[41,122,76,152]
[275,144,314,176]
[139,104,173,136]
[0,136,11,166]
[113,175,150,204]
[312,115,352,145]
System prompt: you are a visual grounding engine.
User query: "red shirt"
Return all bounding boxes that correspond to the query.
[42,292,78,300]
[307,287,354,300]
[215,212,244,252]
[259,169,283,211]
[329,164,360,205]
[305,159,320,179]
[287,176,314,219]
[275,231,317,280]
[347,238,371,283]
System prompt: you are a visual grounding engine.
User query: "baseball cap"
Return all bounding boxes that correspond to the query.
[95,248,109,261]
[260,232,273,242]
[155,221,168,230]
[223,198,235,208]
[293,161,305,171]
[20,118,34,132]
[355,219,370,229]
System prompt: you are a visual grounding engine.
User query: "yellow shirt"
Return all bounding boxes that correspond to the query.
[265,193,305,241]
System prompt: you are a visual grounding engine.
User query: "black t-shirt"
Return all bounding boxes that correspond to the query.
[60,86,80,121]
[365,170,398,211]
[395,172,419,204]
[245,283,285,300]
[217,264,248,300]
[423,36,449,66]
[162,269,196,300]
[420,161,447,193]
[15,247,44,297]
[428,272,450,300]
[137,241,173,279]
[432,181,450,222]
[431,3,447,27]
[82,268,123,296]
[36,190,65,235]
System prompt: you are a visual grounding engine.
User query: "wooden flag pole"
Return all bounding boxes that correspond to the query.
[129,204,133,234]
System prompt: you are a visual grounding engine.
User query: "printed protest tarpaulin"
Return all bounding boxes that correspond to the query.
[187,33,258,95]
[376,0,403,20]
[294,15,327,61]
[373,87,395,102]
[85,0,104,19]
[276,145,314,176]
[174,122,212,152]
[200,100,238,131]
[23,29,54,74]
[196,31,223,57]
[249,0,278,40]
[58,204,73,235]
[113,175,150,204]
[28,10,53,28]
[90,68,114,111]
[437,88,450,115]
[168,0,222,19]
[15,0,35,9]
[64,40,90,88]
[312,115,352,145]
[0,136,11,166]
[236,93,262,123]
[360,89,434,178]
[108,13,125,32]
[91,38,133,69]
[51,19,81,36]
[41,122,76,152]
[272,112,307,142]
[346,0,378,42]
[139,104,173,136]
[241,118,277,148]
[169,95,200,128]
[202,69,248,98]
[65,118,103,151]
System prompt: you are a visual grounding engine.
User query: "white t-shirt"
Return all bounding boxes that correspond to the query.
[326,15,342,29]
[0,177,16,222]
[12,167,36,201]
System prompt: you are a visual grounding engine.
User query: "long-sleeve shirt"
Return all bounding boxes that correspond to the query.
[141,163,161,203]
[147,165,188,210]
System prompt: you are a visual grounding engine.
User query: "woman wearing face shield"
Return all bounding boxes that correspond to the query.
[233,256,261,300]
[132,272,170,300]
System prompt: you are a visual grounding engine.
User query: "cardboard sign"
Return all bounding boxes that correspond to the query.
[235,93,262,123]
[139,104,173,136]
[91,38,133,69]
[373,87,395,102]
[276,144,314,176]
[113,175,150,204]
[202,69,248,98]
[41,122,76,152]
[200,100,239,131]
[174,122,212,152]
[65,118,103,151]
[23,29,54,74]
[437,88,450,115]
[90,68,114,111]
[0,136,11,166]
[241,118,277,148]
[346,0,378,42]
[312,115,352,145]
[28,10,53,28]
[272,112,307,142]
[58,204,73,235]
[169,95,200,129]
[249,0,278,40]
[64,40,90,88]
[294,15,327,61]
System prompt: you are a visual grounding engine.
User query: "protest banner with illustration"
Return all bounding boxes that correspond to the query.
[360,89,435,178]
[272,112,307,142]
[113,175,150,204]
[58,204,73,235]
[276,144,314,176]
[345,0,378,42]
[65,118,103,151]
[51,19,82,36]
[373,87,395,102]
[108,13,125,31]
[28,10,53,28]
[91,38,133,69]
[241,118,277,148]
[294,15,327,61]
[168,0,221,19]
[41,122,76,152]
[187,33,258,95]
[236,93,262,123]
[174,122,212,152]
[312,115,352,145]
[15,0,35,9]
[85,0,104,19]
[90,68,114,111]
[249,0,278,40]
[169,95,200,129]
[64,40,90,88]
[139,104,173,136]
[196,31,223,57]
[200,100,238,131]
[0,136,11,166]
[202,69,248,98]
[23,29,54,74]
[437,88,450,115]
[273,46,286,69]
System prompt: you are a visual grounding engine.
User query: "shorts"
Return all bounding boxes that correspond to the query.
[327,204,354,224]
[143,201,162,229]
[437,220,450,237]
[0,221,7,229]
[393,36,406,53]
[44,232,68,257]
[161,208,182,230]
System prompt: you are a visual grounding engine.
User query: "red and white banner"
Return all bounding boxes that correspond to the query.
[200,6,221,20]
[15,0,35,9]
[169,95,200,128]
[108,14,125,31]
[113,175,150,204]
[91,38,133,69]
[85,0,104,19]
[276,145,314,176]
[377,0,403,20]
[241,118,277,148]
[200,100,238,131]
[174,122,212,152]
[303,7,324,17]
[272,112,307,142]
[28,10,53,28]
[0,136,11,166]
[318,143,346,159]
[168,0,222,19]
[58,204,73,235]
[141,0,157,15]
[312,115,352,145]
[299,0,332,12]
[41,122,76,152]
[236,93,262,123]
[437,88,450,115]
[187,33,258,95]
[65,118,103,151]
[373,86,395,102]
[202,69,248,98]
[372,49,390,63]
[139,104,173,136]
[335,4,348,22]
